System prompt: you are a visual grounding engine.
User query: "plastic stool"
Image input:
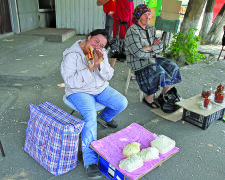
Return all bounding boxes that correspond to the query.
[63,95,107,128]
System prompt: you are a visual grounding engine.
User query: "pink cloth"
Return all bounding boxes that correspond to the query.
[91,123,179,180]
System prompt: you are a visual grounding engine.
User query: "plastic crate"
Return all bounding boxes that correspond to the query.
[182,108,225,130]
[155,16,180,33]
[98,155,129,180]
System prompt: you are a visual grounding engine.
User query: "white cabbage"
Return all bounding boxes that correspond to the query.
[139,147,159,161]
[150,135,175,154]
[123,142,141,157]
[119,155,143,172]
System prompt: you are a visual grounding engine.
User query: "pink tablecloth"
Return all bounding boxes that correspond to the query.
[91,123,179,180]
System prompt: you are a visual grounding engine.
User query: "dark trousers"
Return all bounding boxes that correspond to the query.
[105,13,114,48]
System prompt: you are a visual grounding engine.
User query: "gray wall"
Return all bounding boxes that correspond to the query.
[17,0,39,32]
[55,0,145,35]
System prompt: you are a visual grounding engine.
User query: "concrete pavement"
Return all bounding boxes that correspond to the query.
[0,32,225,180]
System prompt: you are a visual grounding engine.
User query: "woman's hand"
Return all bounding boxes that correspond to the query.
[142,46,152,51]
[88,52,102,71]
[94,52,101,70]
[108,11,114,18]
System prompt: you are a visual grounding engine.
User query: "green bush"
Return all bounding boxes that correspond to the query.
[165,26,205,64]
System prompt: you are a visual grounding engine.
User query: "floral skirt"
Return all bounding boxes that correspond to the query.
[135,58,182,95]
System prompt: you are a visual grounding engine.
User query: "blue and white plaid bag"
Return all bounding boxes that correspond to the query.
[24,101,85,176]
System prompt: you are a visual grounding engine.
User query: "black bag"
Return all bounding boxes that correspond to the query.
[158,87,181,113]
[108,38,126,59]
[108,20,128,59]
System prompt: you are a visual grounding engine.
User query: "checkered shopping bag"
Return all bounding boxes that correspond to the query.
[24,101,85,176]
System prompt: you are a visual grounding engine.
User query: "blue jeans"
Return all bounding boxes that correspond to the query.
[67,86,128,167]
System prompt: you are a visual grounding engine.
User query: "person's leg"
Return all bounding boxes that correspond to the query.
[105,13,114,41]
[67,93,98,167]
[144,94,154,103]
[96,86,128,122]
[161,86,171,95]
[143,94,159,109]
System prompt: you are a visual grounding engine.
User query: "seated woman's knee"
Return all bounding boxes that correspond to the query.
[120,96,128,111]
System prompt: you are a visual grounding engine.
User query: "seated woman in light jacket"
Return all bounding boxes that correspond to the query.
[125,4,182,109]
[60,29,128,179]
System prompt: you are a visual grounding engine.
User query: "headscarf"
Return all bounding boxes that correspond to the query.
[132,4,151,23]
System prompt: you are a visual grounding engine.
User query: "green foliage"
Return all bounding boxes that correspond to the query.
[165,26,205,64]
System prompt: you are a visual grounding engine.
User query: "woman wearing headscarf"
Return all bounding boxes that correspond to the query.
[125,4,182,109]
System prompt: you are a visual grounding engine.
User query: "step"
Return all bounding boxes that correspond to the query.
[0,35,45,63]
[21,28,76,43]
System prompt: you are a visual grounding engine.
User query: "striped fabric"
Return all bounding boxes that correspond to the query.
[24,102,85,176]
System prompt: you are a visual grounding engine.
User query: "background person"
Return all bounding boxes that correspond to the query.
[61,29,128,179]
[113,0,134,39]
[125,4,182,109]
[110,0,134,62]
[97,0,116,46]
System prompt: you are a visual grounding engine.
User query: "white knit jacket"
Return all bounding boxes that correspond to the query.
[61,40,114,96]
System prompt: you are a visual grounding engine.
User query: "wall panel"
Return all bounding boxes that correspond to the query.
[17,0,39,32]
[55,0,144,35]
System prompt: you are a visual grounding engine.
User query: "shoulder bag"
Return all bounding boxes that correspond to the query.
[108,19,128,59]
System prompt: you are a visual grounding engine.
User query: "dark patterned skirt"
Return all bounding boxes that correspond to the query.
[135,58,182,95]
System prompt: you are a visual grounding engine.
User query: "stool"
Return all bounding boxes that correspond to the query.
[0,140,5,157]
[63,95,107,128]
[217,46,225,61]
[125,68,144,102]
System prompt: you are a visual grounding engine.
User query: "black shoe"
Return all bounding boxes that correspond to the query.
[143,98,160,109]
[86,164,102,179]
[107,119,118,128]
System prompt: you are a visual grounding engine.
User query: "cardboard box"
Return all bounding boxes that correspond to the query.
[161,0,182,14]
[149,7,156,26]
[160,10,180,20]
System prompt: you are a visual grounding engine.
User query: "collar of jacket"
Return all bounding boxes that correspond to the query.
[135,22,150,31]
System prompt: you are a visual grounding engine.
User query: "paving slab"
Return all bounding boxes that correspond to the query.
[0,35,45,63]
[0,35,84,82]
[0,87,18,115]
[21,28,76,42]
